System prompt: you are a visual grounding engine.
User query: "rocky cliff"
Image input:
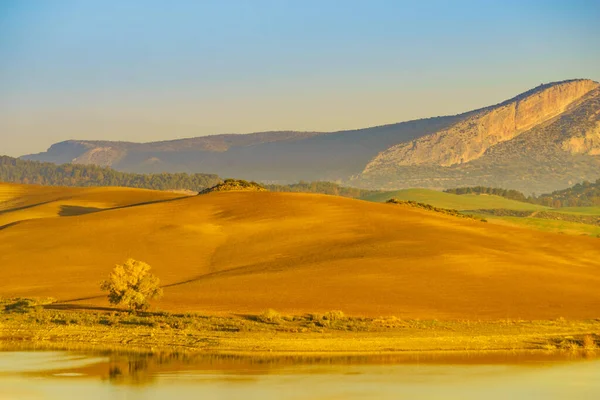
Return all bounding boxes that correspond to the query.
[364,79,599,172]
[355,84,600,194]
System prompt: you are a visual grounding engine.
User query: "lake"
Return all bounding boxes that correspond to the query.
[0,350,598,399]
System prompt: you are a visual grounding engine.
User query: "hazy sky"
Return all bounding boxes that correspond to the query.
[1,0,599,157]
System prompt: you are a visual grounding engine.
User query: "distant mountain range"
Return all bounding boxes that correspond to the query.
[22,79,600,194]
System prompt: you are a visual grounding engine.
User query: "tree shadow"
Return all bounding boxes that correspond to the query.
[0,221,21,231]
[58,205,104,216]
[43,303,120,312]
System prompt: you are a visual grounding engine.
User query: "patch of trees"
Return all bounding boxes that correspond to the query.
[386,198,486,222]
[0,156,221,191]
[444,186,528,202]
[200,178,267,193]
[534,179,600,207]
[445,180,600,208]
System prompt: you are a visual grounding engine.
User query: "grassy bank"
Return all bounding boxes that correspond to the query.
[1,301,599,355]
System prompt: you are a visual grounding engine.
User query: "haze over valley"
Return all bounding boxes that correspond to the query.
[23,79,600,194]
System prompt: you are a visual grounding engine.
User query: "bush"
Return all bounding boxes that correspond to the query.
[258,309,281,323]
[2,298,56,314]
[3,299,36,314]
[324,310,346,321]
[100,259,163,311]
[583,334,596,350]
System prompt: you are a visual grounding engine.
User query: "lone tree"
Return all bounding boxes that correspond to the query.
[101,259,163,311]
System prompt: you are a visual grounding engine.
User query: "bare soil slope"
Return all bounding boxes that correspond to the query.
[1,183,600,319]
[0,183,185,227]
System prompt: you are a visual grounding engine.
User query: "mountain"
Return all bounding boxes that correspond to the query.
[2,183,600,319]
[357,79,600,194]
[23,118,461,182]
[23,79,600,194]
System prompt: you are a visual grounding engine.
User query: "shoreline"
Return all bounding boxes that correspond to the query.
[1,306,599,356]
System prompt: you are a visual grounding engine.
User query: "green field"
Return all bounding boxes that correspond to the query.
[556,207,600,215]
[362,189,546,211]
[361,188,600,237]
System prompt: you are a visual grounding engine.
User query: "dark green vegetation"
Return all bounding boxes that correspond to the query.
[386,199,486,222]
[2,298,600,354]
[200,179,267,193]
[444,186,529,202]
[474,209,600,226]
[534,179,600,207]
[0,155,221,192]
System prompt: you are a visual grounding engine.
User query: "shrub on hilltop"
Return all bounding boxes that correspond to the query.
[386,198,486,222]
[199,179,267,194]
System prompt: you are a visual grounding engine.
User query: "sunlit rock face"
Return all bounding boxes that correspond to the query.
[365,79,599,170]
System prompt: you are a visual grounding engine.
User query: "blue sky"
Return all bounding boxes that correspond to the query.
[1,0,599,156]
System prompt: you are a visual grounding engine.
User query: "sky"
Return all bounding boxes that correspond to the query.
[1,0,599,157]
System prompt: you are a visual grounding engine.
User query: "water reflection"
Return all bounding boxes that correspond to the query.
[0,350,599,399]
[2,349,596,385]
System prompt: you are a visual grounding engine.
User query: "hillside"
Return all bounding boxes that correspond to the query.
[362,188,600,237]
[356,80,600,193]
[1,183,600,319]
[364,79,598,169]
[22,79,600,193]
[0,183,186,228]
[362,188,545,211]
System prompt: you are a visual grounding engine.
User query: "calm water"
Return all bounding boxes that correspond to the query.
[0,351,599,399]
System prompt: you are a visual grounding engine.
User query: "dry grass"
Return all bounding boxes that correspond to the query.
[2,183,600,320]
[1,303,600,354]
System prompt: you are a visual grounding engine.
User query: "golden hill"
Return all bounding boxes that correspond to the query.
[1,183,600,320]
[0,183,185,227]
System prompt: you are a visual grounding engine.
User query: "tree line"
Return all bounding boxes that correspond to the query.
[445,180,600,208]
[0,156,374,198]
[444,186,528,202]
[0,156,221,191]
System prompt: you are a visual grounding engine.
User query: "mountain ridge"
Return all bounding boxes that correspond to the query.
[364,79,598,169]
[21,79,600,193]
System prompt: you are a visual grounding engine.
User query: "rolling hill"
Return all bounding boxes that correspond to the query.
[361,189,546,211]
[1,183,600,319]
[22,79,600,194]
[362,188,600,237]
